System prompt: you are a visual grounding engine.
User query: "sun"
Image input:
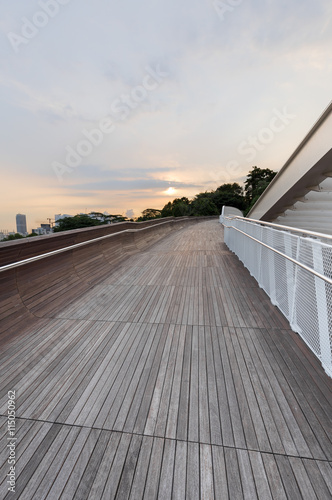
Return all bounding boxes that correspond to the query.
[164,187,177,196]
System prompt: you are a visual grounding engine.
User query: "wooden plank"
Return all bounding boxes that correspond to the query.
[302,458,332,500]
[144,325,175,436]
[134,324,168,434]
[243,327,299,457]
[274,455,302,500]
[129,436,153,500]
[154,326,180,437]
[158,438,176,500]
[101,432,132,499]
[186,442,200,500]
[255,328,328,460]
[98,323,151,430]
[173,440,187,500]
[210,327,234,448]
[211,445,229,500]
[117,324,161,433]
[224,327,261,451]
[143,437,164,499]
[247,327,313,458]
[198,326,210,444]
[132,324,169,434]
[115,434,143,500]
[188,325,199,443]
[176,326,192,441]
[200,444,214,500]
[22,425,80,500]
[194,332,218,442]
[288,457,318,500]
[261,453,287,500]
[93,324,147,430]
[237,449,258,500]
[165,325,186,439]
[232,327,284,454]
[217,326,246,449]
[87,432,121,500]
[316,461,332,495]
[249,450,273,500]
[224,447,243,499]
[7,423,62,499]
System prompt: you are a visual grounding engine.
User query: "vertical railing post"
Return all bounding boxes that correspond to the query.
[311,240,332,377]
[288,236,301,334]
[257,225,263,287]
[283,232,295,323]
[267,227,277,305]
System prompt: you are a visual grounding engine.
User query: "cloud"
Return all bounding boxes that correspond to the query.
[62,165,201,192]
[126,209,134,218]
[0,0,332,231]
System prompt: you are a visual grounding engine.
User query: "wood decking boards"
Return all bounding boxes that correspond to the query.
[0,220,331,499]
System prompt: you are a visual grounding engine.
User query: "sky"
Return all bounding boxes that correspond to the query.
[1,0,332,232]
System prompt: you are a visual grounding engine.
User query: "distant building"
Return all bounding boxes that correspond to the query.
[16,214,27,234]
[32,224,52,235]
[0,230,9,241]
[54,214,73,227]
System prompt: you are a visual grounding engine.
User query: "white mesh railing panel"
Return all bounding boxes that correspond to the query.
[223,217,332,377]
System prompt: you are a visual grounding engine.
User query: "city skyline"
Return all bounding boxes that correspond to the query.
[1,1,332,231]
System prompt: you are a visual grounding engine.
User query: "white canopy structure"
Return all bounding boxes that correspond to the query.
[248,101,332,235]
[219,205,243,224]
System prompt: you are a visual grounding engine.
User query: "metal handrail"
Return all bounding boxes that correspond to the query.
[225,224,332,286]
[224,215,332,241]
[0,219,186,273]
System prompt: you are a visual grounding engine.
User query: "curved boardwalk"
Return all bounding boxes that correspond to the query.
[0,220,331,499]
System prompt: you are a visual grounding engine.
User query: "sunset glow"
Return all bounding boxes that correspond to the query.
[1,1,331,231]
[164,187,177,197]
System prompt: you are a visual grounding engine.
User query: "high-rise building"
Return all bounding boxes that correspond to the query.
[16,214,27,234]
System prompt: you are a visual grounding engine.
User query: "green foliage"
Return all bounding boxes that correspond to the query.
[53,213,128,232]
[161,197,191,217]
[2,233,25,241]
[90,212,126,223]
[244,166,277,213]
[53,214,105,232]
[158,167,276,219]
[191,195,219,216]
[139,208,162,221]
[212,183,245,212]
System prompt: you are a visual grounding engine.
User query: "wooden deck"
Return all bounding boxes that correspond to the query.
[0,220,331,499]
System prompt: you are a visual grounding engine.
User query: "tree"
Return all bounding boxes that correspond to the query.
[53,214,104,232]
[90,212,126,224]
[161,198,191,217]
[108,215,127,223]
[140,208,162,220]
[191,195,219,216]
[2,233,25,241]
[244,167,277,207]
[212,183,245,212]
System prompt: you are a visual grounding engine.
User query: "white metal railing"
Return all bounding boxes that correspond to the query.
[223,215,332,378]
